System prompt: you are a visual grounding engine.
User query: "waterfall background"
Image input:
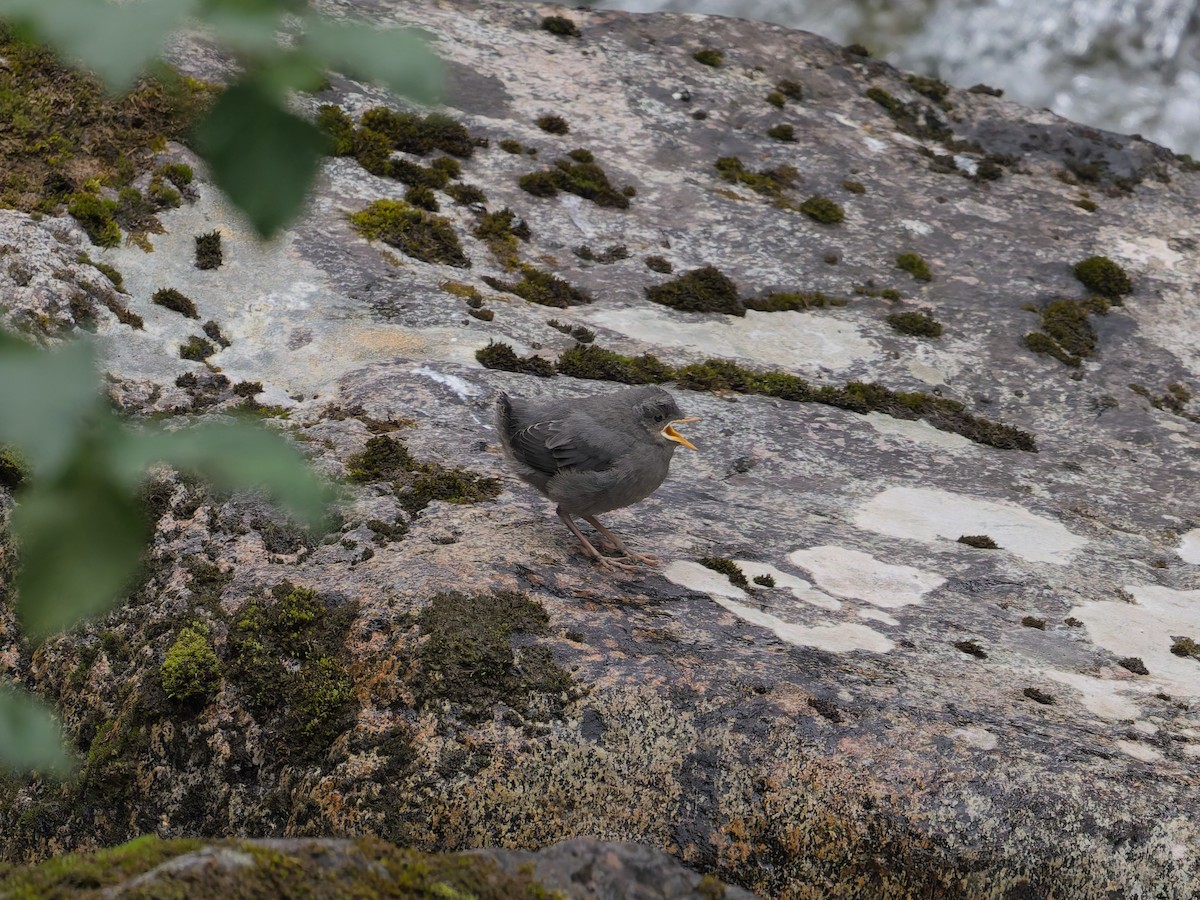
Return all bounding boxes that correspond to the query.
[596,0,1200,157]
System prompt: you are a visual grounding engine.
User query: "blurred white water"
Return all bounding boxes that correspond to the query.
[596,0,1200,156]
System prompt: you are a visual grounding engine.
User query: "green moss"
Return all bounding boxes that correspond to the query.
[498,139,528,154]
[316,104,356,154]
[157,162,194,189]
[1021,616,1046,630]
[693,48,724,67]
[519,157,632,209]
[776,79,803,101]
[1118,657,1149,675]
[753,574,776,587]
[954,640,988,658]
[714,156,798,197]
[349,199,469,267]
[0,27,216,215]
[865,87,952,142]
[152,287,198,318]
[202,319,231,349]
[404,184,439,211]
[1170,637,1199,659]
[1073,255,1131,298]
[767,123,796,142]
[1023,687,1056,705]
[0,445,30,491]
[765,92,785,108]
[357,107,475,158]
[346,435,499,515]
[798,195,845,224]
[430,155,462,180]
[1075,197,1098,212]
[887,310,943,338]
[473,207,530,268]
[557,344,674,384]
[475,341,557,377]
[536,114,569,135]
[645,255,673,273]
[0,835,208,898]
[879,288,900,301]
[968,83,1004,96]
[482,264,591,307]
[413,590,572,722]
[518,170,559,198]
[905,74,951,105]
[147,178,181,208]
[957,535,998,549]
[1023,331,1079,367]
[744,291,840,311]
[387,158,450,189]
[67,193,121,247]
[347,435,416,483]
[1040,299,1096,357]
[541,15,582,37]
[91,260,125,292]
[895,252,932,282]
[440,280,482,302]
[700,557,749,588]
[194,230,222,270]
[645,265,743,315]
[179,335,216,361]
[161,624,221,704]
[547,319,595,343]
[841,179,866,194]
[444,182,487,205]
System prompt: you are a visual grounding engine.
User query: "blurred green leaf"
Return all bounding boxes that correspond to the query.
[0,683,75,776]
[0,338,100,479]
[13,446,148,642]
[202,7,288,56]
[201,0,308,14]
[119,421,335,528]
[0,0,198,91]
[303,18,442,102]
[193,79,328,238]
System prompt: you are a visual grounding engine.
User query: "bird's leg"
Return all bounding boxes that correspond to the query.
[582,515,660,567]
[557,507,640,572]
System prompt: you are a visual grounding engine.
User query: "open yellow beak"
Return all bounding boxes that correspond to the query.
[662,417,699,450]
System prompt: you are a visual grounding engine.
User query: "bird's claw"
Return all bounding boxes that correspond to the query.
[619,551,660,567]
[594,555,643,573]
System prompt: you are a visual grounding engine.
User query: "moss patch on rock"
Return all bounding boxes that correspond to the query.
[152,287,199,318]
[1073,256,1132,298]
[412,590,573,722]
[895,253,932,282]
[475,341,557,377]
[798,195,845,224]
[693,48,724,67]
[887,310,943,338]
[346,435,501,515]
[700,557,749,588]
[1024,298,1106,367]
[161,624,221,704]
[194,230,222,270]
[714,156,798,198]
[482,265,591,307]
[518,156,633,209]
[472,207,530,268]
[541,15,582,37]
[645,265,743,315]
[349,200,469,267]
[557,344,673,384]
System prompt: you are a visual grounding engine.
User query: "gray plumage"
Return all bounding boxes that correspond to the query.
[495,385,697,569]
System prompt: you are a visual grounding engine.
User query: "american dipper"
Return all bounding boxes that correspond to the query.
[496,385,698,570]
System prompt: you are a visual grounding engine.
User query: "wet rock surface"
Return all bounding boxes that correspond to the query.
[2,1,1200,897]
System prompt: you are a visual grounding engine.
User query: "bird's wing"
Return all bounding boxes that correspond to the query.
[509,416,627,475]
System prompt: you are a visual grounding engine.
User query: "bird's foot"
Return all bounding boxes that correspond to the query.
[593,555,643,573]
[615,550,660,567]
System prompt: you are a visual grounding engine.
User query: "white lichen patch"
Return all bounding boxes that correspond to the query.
[854,486,1087,564]
[1043,670,1141,721]
[864,413,974,451]
[663,560,747,599]
[787,545,945,608]
[951,726,998,751]
[580,306,878,373]
[1116,739,1164,763]
[1178,528,1200,564]
[732,560,841,610]
[1071,585,1200,699]
[710,597,895,653]
[411,366,481,400]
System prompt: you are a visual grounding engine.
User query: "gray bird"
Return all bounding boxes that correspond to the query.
[496,385,699,571]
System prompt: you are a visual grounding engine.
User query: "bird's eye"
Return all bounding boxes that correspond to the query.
[654,413,664,422]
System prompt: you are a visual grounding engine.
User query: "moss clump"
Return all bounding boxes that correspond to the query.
[645,265,743,315]
[575,244,628,264]
[1119,657,1149,675]
[346,434,500,515]
[767,123,797,142]
[700,557,749,588]
[152,287,198,318]
[841,179,866,194]
[0,27,216,214]
[798,195,845,224]
[906,74,951,105]
[1023,331,1080,368]
[0,835,209,897]
[519,157,633,209]
[404,184,439,211]
[79,252,127,291]
[887,310,943,338]
[161,624,221,704]
[566,148,594,163]
[228,582,358,753]
[957,534,998,549]
[482,264,591,307]
[954,640,988,658]
[440,280,482,301]
[896,252,932,282]
[316,103,355,154]
[1076,197,1098,212]
[203,319,231,349]
[0,445,30,491]
[444,182,487,205]
[357,106,475,158]
[346,434,416,482]
[541,15,581,37]
[194,230,222,269]
[1021,616,1047,630]
[1073,255,1132,298]
[557,344,674,384]
[777,79,803,101]
[1025,298,1102,367]
[349,200,469,267]
[157,162,194,189]
[753,574,776,588]
[536,114,569,135]
[475,341,557,377]
[548,319,595,343]
[386,157,450,189]
[645,255,673,273]
[67,193,121,247]
[498,139,535,155]
[430,155,462,179]
[1170,637,1199,659]
[865,87,952,142]
[693,48,724,67]
[179,335,216,361]
[968,83,1004,96]
[468,307,494,322]
[744,291,841,311]
[473,207,530,268]
[714,156,798,198]
[765,92,785,108]
[1023,687,1055,705]
[413,590,573,722]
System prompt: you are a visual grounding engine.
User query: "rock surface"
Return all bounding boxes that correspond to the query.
[2,1,1200,897]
